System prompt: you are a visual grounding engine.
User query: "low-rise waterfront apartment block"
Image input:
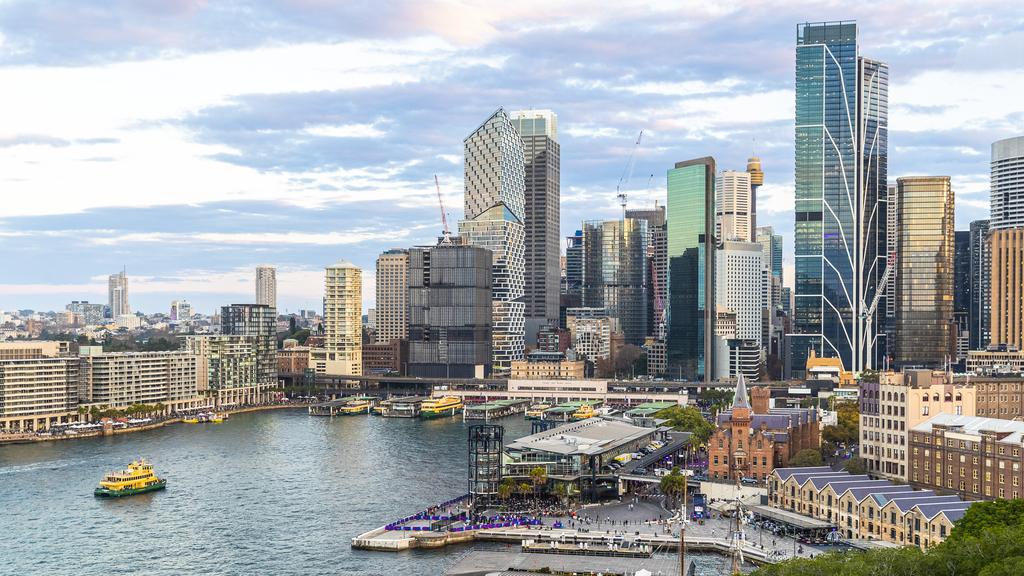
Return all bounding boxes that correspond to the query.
[0,356,80,432]
[78,349,205,413]
[768,467,972,549]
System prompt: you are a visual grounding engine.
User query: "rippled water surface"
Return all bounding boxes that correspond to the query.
[0,410,728,575]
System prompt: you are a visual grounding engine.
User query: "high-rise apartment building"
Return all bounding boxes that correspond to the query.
[990,136,1024,229]
[791,21,888,378]
[581,218,648,346]
[667,157,716,382]
[716,170,753,242]
[407,241,493,378]
[459,108,526,372]
[991,228,1024,350]
[510,110,560,339]
[255,265,277,309]
[108,270,129,319]
[313,261,362,376]
[969,220,991,350]
[374,249,409,345]
[892,177,954,368]
[0,356,80,432]
[221,303,277,387]
[184,335,261,406]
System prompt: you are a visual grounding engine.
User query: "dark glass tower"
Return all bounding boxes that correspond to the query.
[667,157,716,382]
[790,21,888,377]
[969,219,991,350]
[954,230,971,357]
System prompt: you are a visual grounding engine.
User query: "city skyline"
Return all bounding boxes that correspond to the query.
[0,3,1022,313]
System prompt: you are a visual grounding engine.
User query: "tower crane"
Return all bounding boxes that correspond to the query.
[615,130,644,216]
[860,251,896,367]
[434,174,452,245]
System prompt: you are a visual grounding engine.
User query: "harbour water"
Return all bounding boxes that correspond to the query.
[0,410,731,575]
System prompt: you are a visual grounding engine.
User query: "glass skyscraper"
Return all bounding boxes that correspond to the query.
[667,157,716,382]
[581,218,648,346]
[791,21,888,377]
[969,219,991,350]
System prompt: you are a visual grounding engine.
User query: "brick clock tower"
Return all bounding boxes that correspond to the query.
[728,375,752,481]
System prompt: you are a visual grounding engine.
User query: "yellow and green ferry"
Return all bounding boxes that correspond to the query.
[570,404,596,421]
[525,403,551,420]
[339,397,376,415]
[419,396,463,419]
[94,459,166,498]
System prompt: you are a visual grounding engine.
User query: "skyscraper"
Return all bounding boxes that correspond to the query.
[991,228,1024,350]
[407,240,493,378]
[561,230,584,330]
[312,261,362,375]
[716,170,753,242]
[892,177,954,368]
[715,240,764,380]
[108,270,129,319]
[459,108,526,373]
[791,21,888,377]
[581,218,648,345]
[374,249,409,345]
[220,303,277,386]
[626,206,667,339]
[510,110,560,340]
[667,157,716,382]
[990,136,1024,230]
[969,219,991,350]
[255,265,277,309]
[954,230,971,361]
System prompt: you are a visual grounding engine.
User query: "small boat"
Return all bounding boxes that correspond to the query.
[570,404,596,421]
[419,396,464,419]
[183,418,200,424]
[94,459,166,498]
[525,403,551,420]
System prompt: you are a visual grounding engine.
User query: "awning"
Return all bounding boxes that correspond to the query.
[747,505,835,530]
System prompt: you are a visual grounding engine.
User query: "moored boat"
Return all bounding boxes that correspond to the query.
[94,459,166,498]
[419,396,463,419]
[525,403,551,420]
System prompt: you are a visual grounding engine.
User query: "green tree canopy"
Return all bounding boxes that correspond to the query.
[843,456,867,475]
[791,448,824,467]
[653,405,715,445]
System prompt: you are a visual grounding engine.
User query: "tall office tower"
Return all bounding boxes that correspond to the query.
[756,226,783,282]
[581,218,648,345]
[953,230,971,361]
[220,303,278,386]
[459,108,526,372]
[560,230,584,330]
[715,240,765,380]
[667,157,716,382]
[746,157,764,242]
[791,21,888,378]
[626,206,667,339]
[313,261,362,375]
[374,249,409,345]
[407,240,493,378]
[991,228,1024,350]
[255,265,277,309]
[107,271,129,318]
[969,219,991,349]
[892,177,954,368]
[756,226,784,364]
[509,110,560,341]
[716,170,753,242]
[991,136,1024,229]
[170,300,192,322]
[884,183,899,358]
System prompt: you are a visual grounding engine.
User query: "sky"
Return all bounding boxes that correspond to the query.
[0,1,1022,315]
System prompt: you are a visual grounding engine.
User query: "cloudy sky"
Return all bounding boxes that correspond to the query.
[1,1,1022,315]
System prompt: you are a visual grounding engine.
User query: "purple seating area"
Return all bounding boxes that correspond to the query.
[382,494,544,532]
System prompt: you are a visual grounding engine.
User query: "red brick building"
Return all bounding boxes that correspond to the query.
[708,376,820,482]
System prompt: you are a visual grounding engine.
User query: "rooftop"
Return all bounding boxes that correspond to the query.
[912,413,1024,444]
[505,417,655,457]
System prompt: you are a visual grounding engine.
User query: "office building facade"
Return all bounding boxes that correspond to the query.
[990,228,1024,350]
[627,206,668,340]
[990,136,1024,230]
[892,177,954,368]
[716,170,753,242]
[375,249,409,345]
[715,240,765,380]
[667,157,716,382]
[510,110,560,338]
[969,220,991,350]
[954,231,971,361]
[581,218,648,346]
[791,21,888,377]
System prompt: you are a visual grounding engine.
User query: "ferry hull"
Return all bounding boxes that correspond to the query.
[94,479,167,498]
[419,407,462,419]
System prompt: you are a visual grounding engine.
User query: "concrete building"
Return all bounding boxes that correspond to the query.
[0,356,80,432]
[791,21,889,376]
[509,351,585,380]
[0,341,72,360]
[746,157,764,241]
[990,136,1024,230]
[170,300,192,323]
[374,249,409,345]
[362,340,406,375]
[66,301,105,326]
[566,307,613,362]
[716,170,753,242]
[708,377,819,482]
[221,303,277,386]
[108,270,130,319]
[184,335,261,406]
[78,350,203,412]
[969,220,991,350]
[716,240,764,381]
[255,265,276,308]
[966,347,1024,376]
[312,261,362,376]
[859,370,975,481]
[990,228,1024,350]
[407,241,493,378]
[510,110,560,339]
[667,157,716,382]
[582,218,648,346]
[910,413,1024,500]
[893,177,955,368]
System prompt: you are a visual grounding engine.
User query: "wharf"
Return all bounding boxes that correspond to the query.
[379,396,431,418]
[446,550,682,576]
[464,399,530,420]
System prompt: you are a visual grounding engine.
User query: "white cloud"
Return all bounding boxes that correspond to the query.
[87,229,412,247]
[890,69,1024,133]
[303,122,387,139]
[756,182,795,216]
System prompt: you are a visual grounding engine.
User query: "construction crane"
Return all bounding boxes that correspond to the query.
[615,130,644,216]
[434,174,452,245]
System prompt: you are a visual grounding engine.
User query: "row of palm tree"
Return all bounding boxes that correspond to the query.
[77,403,167,421]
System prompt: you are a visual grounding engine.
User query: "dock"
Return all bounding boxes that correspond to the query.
[379,396,431,418]
[464,399,530,420]
[542,401,603,422]
[308,399,351,417]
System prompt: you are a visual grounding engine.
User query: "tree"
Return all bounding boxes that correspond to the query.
[659,466,687,510]
[529,466,548,511]
[498,478,516,501]
[843,456,867,475]
[791,448,823,467]
[654,406,715,445]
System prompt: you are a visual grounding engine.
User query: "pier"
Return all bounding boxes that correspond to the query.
[463,399,530,420]
[380,396,430,418]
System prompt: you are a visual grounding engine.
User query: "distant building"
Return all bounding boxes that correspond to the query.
[566,307,613,362]
[954,231,971,363]
[627,205,667,340]
[509,350,584,380]
[277,345,310,375]
[990,136,1024,230]
[716,170,753,242]
[715,240,764,381]
[66,301,105,326]
[78,349,204,413]
[221,303,277,386]
[0,356,80,432]
[255,265,277,309]
[582,218,648,346]
[311,261,362,376]
[170,300,192,323]
[990,228,1024,350]
[969,220,991,350]
[966,346,1024,376]
[108,270,130,319]
[362,340,407,375]
[374,249,409,345]
[970,374,1024,419]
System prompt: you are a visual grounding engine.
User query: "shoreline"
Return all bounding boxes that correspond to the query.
[0,403,308,446]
